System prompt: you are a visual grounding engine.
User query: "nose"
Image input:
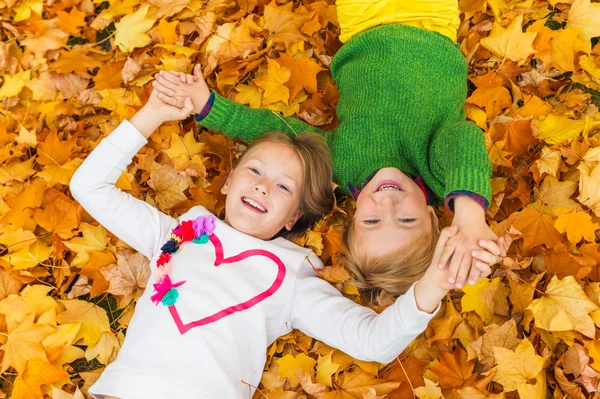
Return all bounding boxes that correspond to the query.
[378,195,397,207]
[254,181,269,196]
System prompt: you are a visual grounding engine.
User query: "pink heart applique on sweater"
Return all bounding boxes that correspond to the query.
[167,233,286,334]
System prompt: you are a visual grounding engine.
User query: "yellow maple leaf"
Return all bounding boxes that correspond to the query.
[414,378,442,399]
[534,176,578,210]
[491,339,545,398]
[275,53,324,98]
[577,163,600,217]
[56,300,111,346]
[527,275,598,338]
[0,240,53,270]
[263,1,314,48]
[466,86,512,119]
[0,69,31,98]
[567,0,600,51]
[276,353,317,388]
[461,278,510,323]
[535,147,561,178]
[534,114,587,144]
[33,191,80,240]
[63,223,109,254]
[0,313,54,373]
[84,331,119,365]
[20,284,57,319]
[480,15,537,63]
[12,0,43,22]
[316,351,340,387]
[512,207,563,251]
[205,19,262,72]
[56,8,86,35]
[255,58,291,106]
[12,359,68,399]
[114,4,156,53]
[164,131,205,166]
[554,209,599,243]
[16,124,36,147]
[236,84,263,108]
[154,43,197,58]
[97,88,142,111]
[535,28,588,72]
[36,158,83,186]
[155,18,179,44]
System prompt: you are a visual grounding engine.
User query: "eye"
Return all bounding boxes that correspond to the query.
[364,219,380,224]
[398,218,416,223]
[248,167,260,175]
[277,184,290,192]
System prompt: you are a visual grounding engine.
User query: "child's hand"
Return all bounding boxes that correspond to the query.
[429,226,499,289]
[152,64,211,115]
[145,87,194,122]
[446,195,502,288]
[129,88,194,139]
[415,225,498,313]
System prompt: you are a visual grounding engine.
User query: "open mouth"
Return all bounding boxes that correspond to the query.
[241,196,267,213]
[375,180,402,192]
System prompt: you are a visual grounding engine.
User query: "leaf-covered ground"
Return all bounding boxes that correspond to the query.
[0,0,600,398]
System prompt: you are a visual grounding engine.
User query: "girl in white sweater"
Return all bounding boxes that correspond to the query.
[70,88,501,398]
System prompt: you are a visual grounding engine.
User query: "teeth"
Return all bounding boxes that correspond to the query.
[243,197,267,212]
[378,184,401,192]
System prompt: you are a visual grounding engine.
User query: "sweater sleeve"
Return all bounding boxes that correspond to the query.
[429,118,492,204]
[198,91,332,145]
[69,120,178,260]
[290,254,439,364]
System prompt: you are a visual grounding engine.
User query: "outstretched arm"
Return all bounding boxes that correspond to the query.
[153,64,331,144]
[290,227,499,363]
[69,91,191,259]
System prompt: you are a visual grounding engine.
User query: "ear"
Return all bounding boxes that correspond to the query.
[221,176,232,195]
[427,206,440,230]
[285,210,303,231]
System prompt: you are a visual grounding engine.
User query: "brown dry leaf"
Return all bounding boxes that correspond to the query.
[263,2,314,48]
[429,347,474,388]
[100,249,150,303]
[468,319,520,370]
[147,163,190,211]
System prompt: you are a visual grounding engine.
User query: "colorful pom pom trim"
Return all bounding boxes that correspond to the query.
[151,215,216,306]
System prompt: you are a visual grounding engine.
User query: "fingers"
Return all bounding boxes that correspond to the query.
[471,247,500,265]
[436,225,458,249]
[477,239,501,257]
[155,71,185,89]
[496,235,508,257]
[157,91,186,108]
[193,63,202,78]
[153,78,180,97]
[466,261,480,285]
[446,248,464,286]
[437,243,456,270]
[453,252,472,288]
[434,225,458,269]
[181,96,194,114]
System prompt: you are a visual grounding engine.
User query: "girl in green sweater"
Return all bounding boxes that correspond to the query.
[152,0,501,300]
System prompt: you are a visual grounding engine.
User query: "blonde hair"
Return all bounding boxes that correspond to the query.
[236,132,334,239]
[342,211,441,303]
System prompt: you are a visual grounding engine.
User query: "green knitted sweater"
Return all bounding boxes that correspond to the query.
[197,24,492,205]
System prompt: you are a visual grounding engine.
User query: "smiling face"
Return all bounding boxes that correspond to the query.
[353,167,435,260]
[221,142,304,240]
